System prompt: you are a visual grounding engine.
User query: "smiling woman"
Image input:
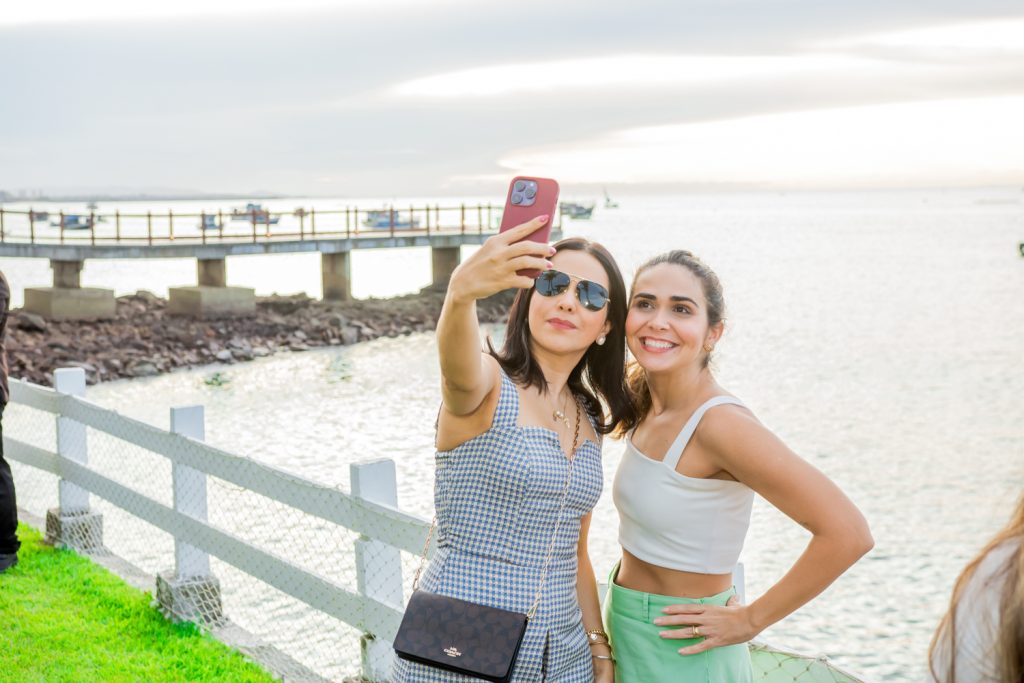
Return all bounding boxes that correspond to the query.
[605,249,874,683]
[393,218,637,683]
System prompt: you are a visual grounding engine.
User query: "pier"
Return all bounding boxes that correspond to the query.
[0,204,562,318]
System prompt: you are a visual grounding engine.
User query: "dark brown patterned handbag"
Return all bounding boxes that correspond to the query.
[393,402,581,683]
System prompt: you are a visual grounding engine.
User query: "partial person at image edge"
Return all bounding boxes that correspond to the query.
[927,494,1024,683]
[0,269,20,573]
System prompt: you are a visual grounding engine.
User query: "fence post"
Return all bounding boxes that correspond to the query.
[45,367,105,553]
[156,405,224,625]
[351,459,404,681]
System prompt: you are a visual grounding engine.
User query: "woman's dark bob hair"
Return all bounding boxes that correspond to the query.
[487,237,638,435]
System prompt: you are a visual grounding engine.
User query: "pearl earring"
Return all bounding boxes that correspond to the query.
[596,335,606,346]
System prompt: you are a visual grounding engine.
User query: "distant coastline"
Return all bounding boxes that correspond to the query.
[0,191,286,203]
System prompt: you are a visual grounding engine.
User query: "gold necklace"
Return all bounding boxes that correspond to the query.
[551,390,571,429]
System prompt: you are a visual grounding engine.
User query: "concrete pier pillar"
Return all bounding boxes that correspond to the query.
[168,257,255,317]
[322,251,352,302]
[197,258,227,288]
[52,260,83,288]
[23,259,116,320]
[430,246,460,291]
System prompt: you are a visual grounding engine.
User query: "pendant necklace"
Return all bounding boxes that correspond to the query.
[552,390,571,429]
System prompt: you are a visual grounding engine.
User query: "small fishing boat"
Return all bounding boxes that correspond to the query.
[86,201,98,210]
[50,214,95,230]
[560,201,595,220]
[199,215,224,230]
[363,209,420,229]
[230,203,280,224]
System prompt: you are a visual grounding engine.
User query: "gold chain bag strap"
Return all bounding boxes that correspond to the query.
[394,400,582,683]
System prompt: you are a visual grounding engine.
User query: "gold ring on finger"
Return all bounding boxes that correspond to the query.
[692,626,701,638]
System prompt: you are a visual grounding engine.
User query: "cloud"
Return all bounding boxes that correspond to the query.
[3,4,1024,193]
[826,16,1024,52]
[497,96,1024,187]
[389,54,904,99]
[0,0,457,25]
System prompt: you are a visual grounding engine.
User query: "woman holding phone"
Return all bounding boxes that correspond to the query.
[393,216,635,682]
[606,250,874,681]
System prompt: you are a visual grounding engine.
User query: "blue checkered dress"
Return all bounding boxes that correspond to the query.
[393,369,603,682]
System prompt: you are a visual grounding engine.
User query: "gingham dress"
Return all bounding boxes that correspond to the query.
[393,369,603,683]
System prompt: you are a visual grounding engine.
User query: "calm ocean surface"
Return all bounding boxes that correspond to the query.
[5,188,1024,680]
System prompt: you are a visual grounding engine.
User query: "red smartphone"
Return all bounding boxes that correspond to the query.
[498,176,559,278]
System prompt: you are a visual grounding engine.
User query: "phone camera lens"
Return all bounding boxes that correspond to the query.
[511,193,524,205]
[513,181,526,192]
[524,186,537,199]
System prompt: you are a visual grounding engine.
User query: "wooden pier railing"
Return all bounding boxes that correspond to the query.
[0,203,538,246]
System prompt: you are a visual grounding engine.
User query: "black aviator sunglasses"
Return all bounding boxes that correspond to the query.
[534,269,611,312]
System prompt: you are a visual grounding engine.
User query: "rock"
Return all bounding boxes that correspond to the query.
[15,312,47,332]
[215,350,233,362]
[326,313,348,328]
[64,361,98,373]
[128,362,159,377]
[252,346,271,357]
[292,330,308,341]
[133,290,163,305]
[260,294,312,315]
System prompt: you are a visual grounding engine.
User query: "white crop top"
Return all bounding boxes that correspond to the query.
[612,396,754,574]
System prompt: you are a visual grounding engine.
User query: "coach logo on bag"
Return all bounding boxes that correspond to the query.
[444,646,463,658]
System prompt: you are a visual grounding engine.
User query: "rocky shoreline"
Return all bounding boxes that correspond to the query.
[7,288,516,387]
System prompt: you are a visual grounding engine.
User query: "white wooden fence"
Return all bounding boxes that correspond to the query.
[3,368,868,683]
[4,367,426,681]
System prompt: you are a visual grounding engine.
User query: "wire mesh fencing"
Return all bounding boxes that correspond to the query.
[4,373,426,682]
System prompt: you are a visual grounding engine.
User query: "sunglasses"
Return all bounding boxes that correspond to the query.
[534,269,611,312]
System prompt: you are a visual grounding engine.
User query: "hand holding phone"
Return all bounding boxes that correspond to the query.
[498,176,559,278]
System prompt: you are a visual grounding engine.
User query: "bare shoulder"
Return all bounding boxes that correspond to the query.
[693,400,784,467]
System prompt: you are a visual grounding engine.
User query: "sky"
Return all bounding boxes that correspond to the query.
[1,0,1023,196]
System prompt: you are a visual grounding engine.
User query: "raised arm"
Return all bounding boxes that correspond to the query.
[657,408,874,654]
[437,216,553,415]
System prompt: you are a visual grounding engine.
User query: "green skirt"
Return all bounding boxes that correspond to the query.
[604,563,753,682]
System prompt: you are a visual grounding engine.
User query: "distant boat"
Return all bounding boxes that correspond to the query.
[199,215,224,231]
[230,203,280,224]
[363,209,420,230]
[29,210,50,222]
[560,201,595,220]
[86,202,98,210]
[51,214,95,230]
[603,188,619,209]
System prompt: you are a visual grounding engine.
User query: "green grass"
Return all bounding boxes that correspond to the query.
[0,523,276,682]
